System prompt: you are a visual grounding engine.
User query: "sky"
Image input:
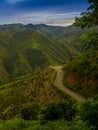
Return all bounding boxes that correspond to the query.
[0,0,88,26]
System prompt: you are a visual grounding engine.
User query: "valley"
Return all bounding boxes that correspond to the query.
[0,23,98,130]
[0,0,98,129]
[0,24,80,85]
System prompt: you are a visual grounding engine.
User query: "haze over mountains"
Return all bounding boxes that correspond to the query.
[0,24,81,84]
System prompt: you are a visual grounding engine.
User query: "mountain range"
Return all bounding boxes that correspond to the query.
[0,23,81,84]
[0,23,98,122]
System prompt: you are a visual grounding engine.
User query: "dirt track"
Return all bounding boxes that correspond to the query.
[52,66,85,103]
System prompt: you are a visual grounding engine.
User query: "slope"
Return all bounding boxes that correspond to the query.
[0,29,79,84]
[25,24,82,51]
[0,68,68,119]
[52,66,85,103]
[63,51,98,98]
[0,24,82,51]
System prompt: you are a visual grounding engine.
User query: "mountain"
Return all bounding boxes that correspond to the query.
[0,29,50,84]
[0,24,79,119]
[0,23,82,50]
[0,24,81,84]
[25,24,82,51]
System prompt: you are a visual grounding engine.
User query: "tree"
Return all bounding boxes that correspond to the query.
[88,0,98,25]
[74,0,98,51]
[78,30,98,51]
[74,0,98,28]
[41,100,77,121]
[20,102,40,120]
[80,97,98,130]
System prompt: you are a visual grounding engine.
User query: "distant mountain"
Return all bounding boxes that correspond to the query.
[0,23,82,50]
[0,24,81,84]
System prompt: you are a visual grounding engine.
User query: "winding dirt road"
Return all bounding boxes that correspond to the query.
[52,66,85,103]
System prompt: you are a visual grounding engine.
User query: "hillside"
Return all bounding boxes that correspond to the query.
[0,30,49,84]
[26,24,82,49]
[63,51,98,98]
[0,27,80,84]
[0,24,98,130]
[0,67,68,119]
[0,23,82,50]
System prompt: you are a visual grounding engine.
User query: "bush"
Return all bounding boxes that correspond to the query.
[20,102,40,120]
[80,97,98,130]
[42,100,77,121]
[0,118,31,130]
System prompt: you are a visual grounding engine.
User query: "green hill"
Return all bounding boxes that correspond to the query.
[0,24,82,50]
[0,30,49,84]
[63,51,98,98]
[0,28,80,84]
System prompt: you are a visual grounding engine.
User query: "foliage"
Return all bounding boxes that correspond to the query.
[0,118,92,130]
[0,117,39,130]
[74,0,98,29]
[0,68,67,119]
[88,0,98,25]
[64,51,98,79]
[74,0,98,51]
[20,102,40,120]
[63,51,98,97]
[0,28,80,84]
[80,97,98,130]
[0,99,97,130]
[74,13,94,29]
[41,100,77,121]
[78,30,98,51]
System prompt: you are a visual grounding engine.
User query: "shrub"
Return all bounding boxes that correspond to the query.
[0,118,30,130]
[20,102,40,120]
[80,97,98,130]
[42,100,77,121]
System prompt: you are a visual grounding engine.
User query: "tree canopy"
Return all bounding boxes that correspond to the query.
[74,0,98,29]
[74,0,98,51]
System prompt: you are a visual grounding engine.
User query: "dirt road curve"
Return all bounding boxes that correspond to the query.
[52,66,85,103]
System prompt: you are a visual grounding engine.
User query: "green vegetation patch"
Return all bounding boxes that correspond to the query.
[63,51,98,97]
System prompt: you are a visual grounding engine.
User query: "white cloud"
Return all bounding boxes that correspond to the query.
[19,12,80,26]
[0,11,80,26]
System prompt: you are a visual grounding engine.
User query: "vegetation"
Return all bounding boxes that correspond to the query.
[63,0,98,98]
[20,102,40,120]
[42,100,77,121]
[80,96,98,130]
[78,30,98,51]
[0,27,80,84]
[0,118,91,130]
[1,97,98,130]
[0,68,69,119]
[74,0,98,29]
[0,1,98,129]
[63,49,98,97]
[74,0,98,51]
